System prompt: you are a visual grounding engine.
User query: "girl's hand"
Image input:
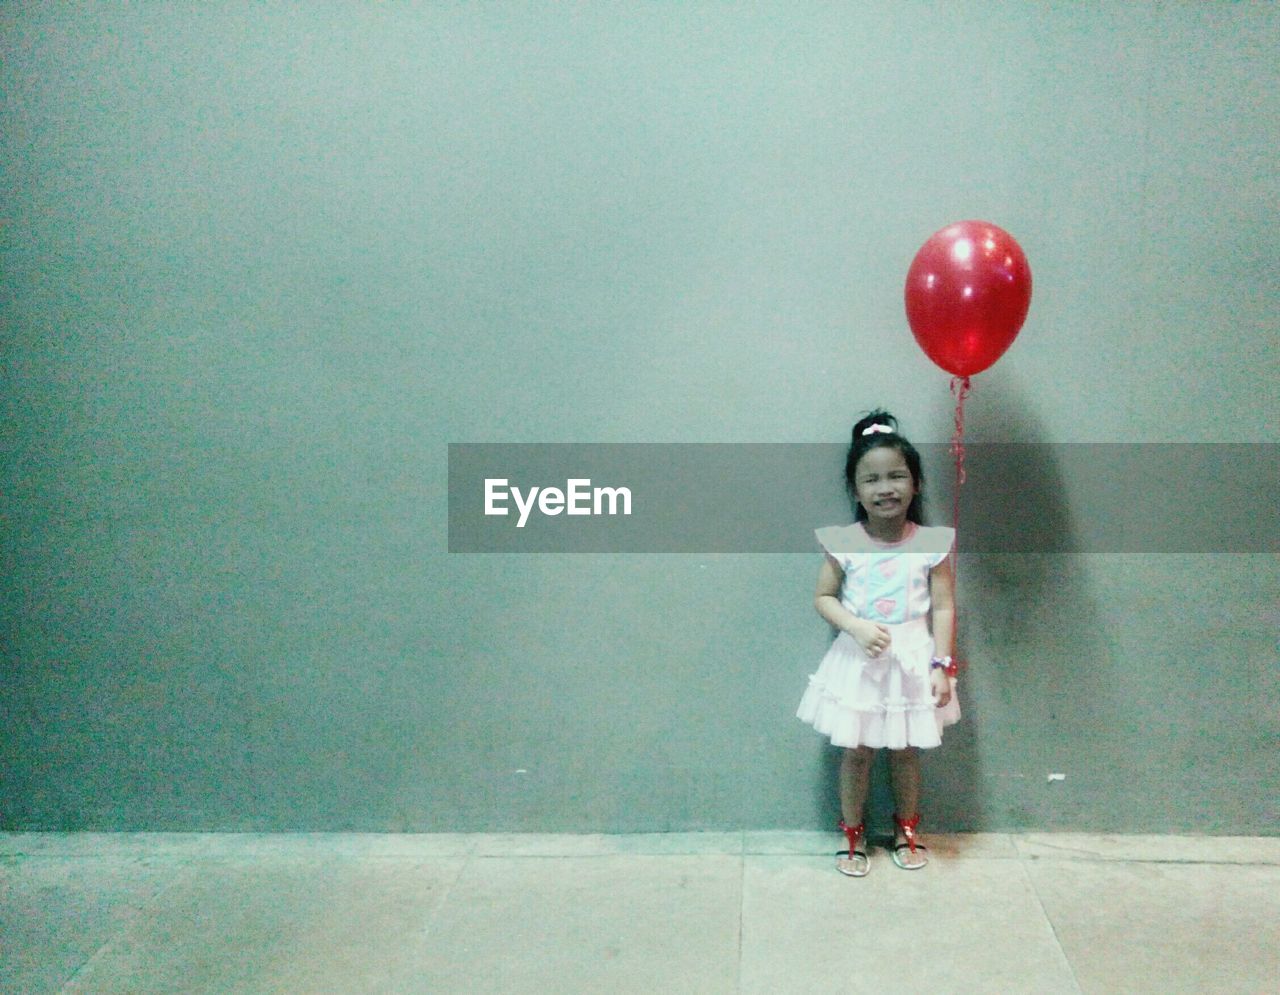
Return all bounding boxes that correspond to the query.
[851,619,892,657]
[931,668,952,708]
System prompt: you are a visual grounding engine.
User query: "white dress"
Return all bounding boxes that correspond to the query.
[796,521,961,749]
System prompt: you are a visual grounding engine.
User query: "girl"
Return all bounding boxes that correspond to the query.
[796,410,961,876]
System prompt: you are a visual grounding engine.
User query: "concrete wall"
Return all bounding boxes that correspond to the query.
[3,3,1276,832]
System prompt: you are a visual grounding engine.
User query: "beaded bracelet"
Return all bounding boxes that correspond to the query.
[930,656,959,678]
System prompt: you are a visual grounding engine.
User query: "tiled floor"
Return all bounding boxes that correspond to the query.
[3,832,1278,994]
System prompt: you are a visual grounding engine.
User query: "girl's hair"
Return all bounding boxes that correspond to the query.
[845,409,926,524]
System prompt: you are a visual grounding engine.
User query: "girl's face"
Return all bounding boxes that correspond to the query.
[854,446,918,525]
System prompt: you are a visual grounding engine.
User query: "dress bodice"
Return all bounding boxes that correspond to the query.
[816,522,955,624]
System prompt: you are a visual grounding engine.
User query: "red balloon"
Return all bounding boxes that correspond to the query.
[904,220,1032,377]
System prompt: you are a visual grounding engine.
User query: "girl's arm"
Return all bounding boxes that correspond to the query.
[929,554,957,706]
[815,555,889,654]
[928,552,956,657]
[814,555,855,631]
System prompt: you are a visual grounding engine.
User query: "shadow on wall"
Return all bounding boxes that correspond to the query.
[812,370,1120,834]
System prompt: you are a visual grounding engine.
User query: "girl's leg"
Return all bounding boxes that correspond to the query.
[888,747,927,868]
[839,746,875,826]
[836,747,874,875]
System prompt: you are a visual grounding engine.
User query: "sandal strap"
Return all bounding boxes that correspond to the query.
[892,812,922,854]
[838,819,866,853]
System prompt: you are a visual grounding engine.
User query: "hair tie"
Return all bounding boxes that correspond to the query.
[861,423,893,436]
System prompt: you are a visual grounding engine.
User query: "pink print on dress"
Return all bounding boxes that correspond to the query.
[874,597,897,617]
[877,559,898,579]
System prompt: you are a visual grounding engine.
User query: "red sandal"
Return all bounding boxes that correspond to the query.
[836,820,870,877]
[891,812,929,869]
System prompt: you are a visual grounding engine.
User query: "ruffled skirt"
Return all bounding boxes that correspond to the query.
[796,618,960,749]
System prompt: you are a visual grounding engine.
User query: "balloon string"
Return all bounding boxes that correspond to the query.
[949,374,971,669]
[950,375,971,532]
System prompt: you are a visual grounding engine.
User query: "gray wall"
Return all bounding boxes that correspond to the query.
[3,3,1276,833]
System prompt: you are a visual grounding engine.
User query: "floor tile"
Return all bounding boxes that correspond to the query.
[471,831,742,857]
[744,830,834,855]
[1,833,219,859]
[1015,833,1280,865]
[1026,859,1280,995]
[408,854,742,993]
[740,854,1080,994]
[914,833,1020,860]
[0,856,183,995]
[57,857,466,994]
[1,832,477,860]
[0,833,58,856]
[6,832,1278,995]
[191,833,478,859]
